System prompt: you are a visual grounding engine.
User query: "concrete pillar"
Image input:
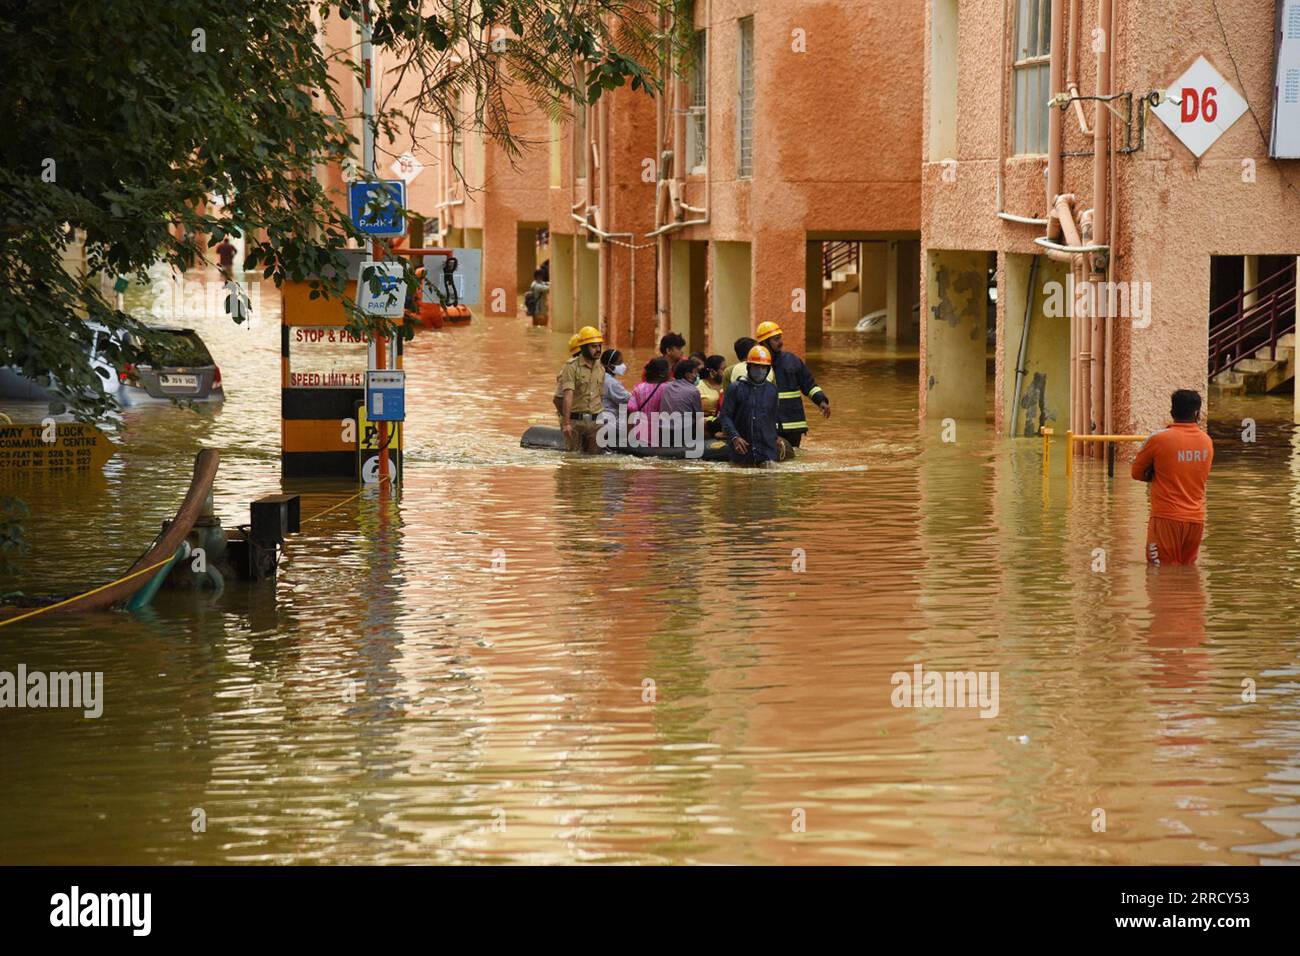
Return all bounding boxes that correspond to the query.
[805,241,824,349]
[672,240,709,353]
[1002,254,1070,437]
[886,242,899,339]
[904,241,921,342]
[888,239,921,345]
[482,216,517,317]
[577,240,599,332]
[516,225,538,295]
[671,239,691,348]
[924,249,990,421]
[712,241,752,357]
[551,233,575,334]
[860,242,888,329]
[1244,255,1260,310]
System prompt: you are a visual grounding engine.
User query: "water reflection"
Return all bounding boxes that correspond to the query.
[1,273,1298,864]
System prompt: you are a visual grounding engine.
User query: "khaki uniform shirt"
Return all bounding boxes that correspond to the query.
[554,356,577,399]
[559,355,604,414]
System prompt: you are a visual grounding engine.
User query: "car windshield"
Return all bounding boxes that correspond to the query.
[136,330,213,368]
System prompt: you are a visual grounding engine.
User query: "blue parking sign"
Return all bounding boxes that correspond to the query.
[366,370,406,422]
[349,180,406,237]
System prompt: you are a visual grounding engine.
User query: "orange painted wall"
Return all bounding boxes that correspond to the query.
[921,0,1300,433]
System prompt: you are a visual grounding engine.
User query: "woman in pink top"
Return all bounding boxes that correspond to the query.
[627,357,671,447]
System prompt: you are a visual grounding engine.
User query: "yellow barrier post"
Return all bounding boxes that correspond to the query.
[1065,431,1073,476]
[1041,427,1052,474]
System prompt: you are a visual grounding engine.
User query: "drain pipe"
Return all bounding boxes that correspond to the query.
[1105,0,1118,439]
[569,60,582,333]
[597,94,610,338]
[1010,256,1040,436]
[654,6,671,341]
[1089,0,1112,449]
[1066,0,1092,136]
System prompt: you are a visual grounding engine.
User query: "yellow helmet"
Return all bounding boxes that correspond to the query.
[755,321,782,343]
[576,325,604,347]
[746,344,773,365]
[568,334,581,356]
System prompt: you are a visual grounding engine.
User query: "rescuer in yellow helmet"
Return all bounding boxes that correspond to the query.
[553,334,583,422]
[559,326,606,452]
[754,320,829,447]
[718,344,781,466]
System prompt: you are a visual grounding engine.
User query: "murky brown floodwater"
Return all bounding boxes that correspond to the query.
[3,266,1299,864]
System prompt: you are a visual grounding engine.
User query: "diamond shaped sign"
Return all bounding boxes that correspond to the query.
[390,152,425,183]
[1152,55,1248,158]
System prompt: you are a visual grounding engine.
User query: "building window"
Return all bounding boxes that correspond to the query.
[1012,0,1051,155]
[737,16,754,178]
[687,30,708,173]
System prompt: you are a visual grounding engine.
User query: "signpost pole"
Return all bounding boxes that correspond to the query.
[361,4,390,485]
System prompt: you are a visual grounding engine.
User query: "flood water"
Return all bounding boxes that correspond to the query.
[3,267,1300,865]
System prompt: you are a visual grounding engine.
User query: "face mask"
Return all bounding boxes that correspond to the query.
[613,363,627,376]
[748,366,768,384]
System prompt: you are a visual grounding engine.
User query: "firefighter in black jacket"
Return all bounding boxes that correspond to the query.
[753,321,829,447]
[719,345,781,466]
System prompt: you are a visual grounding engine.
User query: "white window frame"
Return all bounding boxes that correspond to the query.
[1012,0,1052,155]
[736,17,754,179]
[686,29,708,174]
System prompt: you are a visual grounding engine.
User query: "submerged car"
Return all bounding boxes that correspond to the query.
[0,324,223,406]
[116,326,224,405]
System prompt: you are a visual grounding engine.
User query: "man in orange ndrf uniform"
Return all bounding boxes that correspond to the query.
[1130,389,1214,566]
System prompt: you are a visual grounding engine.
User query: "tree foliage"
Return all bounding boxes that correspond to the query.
[0,0,684,419]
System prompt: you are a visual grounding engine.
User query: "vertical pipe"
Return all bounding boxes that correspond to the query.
[1047,0,1065,213]
[598,95,610,339]
[1090,0,1112,452]
[655,8,670,343]
[570,64,580,335]
[1010,256,1040,437]
[1104,0,1117,439]
[360,4,387,483]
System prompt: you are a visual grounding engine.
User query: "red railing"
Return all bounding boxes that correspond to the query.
[822,240,859,281]
[1208,260,1296,377]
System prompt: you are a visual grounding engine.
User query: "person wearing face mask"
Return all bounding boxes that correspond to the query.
[719,344,780,466]
[559,326,606,453]
[754,321,828,448]
[697,354,726,418]
[599,348,631,433]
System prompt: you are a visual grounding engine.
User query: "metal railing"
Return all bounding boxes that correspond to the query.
[822,240,859,282]
[1208,260,1297,378]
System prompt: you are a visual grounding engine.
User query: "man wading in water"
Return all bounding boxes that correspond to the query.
[719,344,781,467]
[560,326,606,453]
[1131,389,1214,565]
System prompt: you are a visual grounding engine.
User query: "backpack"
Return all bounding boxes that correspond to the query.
[524,290,537,316]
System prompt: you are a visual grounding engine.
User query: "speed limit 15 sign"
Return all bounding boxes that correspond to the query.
[1152,55,1248,158]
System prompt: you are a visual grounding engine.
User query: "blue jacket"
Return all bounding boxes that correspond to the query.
[719,377,780,464]
[771,350,827,436]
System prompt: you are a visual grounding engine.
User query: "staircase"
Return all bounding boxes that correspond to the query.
[1209,260,1297,395]
[822,240,860,306]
